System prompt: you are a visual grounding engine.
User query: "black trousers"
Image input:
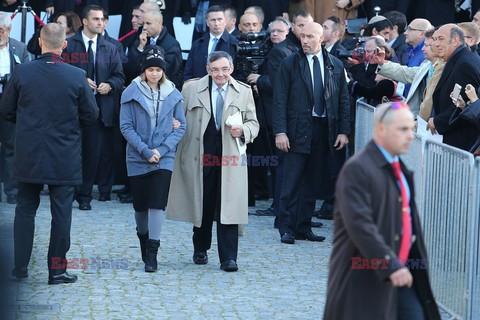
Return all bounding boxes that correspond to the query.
[397,287,425,320]
[0,115,17,196]
[193,166,238,263]
[14,183,74,275]
[278,118,345,235]
[75,118,114,203]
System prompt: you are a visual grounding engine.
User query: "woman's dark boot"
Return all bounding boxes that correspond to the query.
[144,239,160,272]
[136,230,149,263]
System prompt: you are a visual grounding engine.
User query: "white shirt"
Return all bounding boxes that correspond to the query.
[388,37,396,48]
[81,32,97,64]
[326,44,334,53]
[306,51,325,117]
[0,44,10,94]
[208,33,221,55]
[211,81,228,126]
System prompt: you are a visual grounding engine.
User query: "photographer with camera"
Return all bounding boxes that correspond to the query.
[0,11,30,204]
[349,36,401,105]
[245,17,289,214]
[236,12,270,205]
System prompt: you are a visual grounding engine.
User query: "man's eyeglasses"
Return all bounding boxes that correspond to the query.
[0,28,8,35]
[270,28,288,34]
[208,67,231,74]
[379,102,410,122]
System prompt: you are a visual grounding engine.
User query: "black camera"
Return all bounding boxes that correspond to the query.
[0,74,11,86]
[337,36,368,62]
[235,31,272,74]
[337,46,366,60]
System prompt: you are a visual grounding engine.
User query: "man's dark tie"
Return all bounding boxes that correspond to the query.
[312,55,324,116]
[87,40,95,80]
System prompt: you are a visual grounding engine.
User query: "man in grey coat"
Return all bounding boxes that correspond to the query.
[376,28,438,116]
[324,102,440,319]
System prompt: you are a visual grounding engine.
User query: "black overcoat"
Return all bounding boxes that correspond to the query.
[65,29,125,127]
[0,53,98,185]
[272,48,350,153]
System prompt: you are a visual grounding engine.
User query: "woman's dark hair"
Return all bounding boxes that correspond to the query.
[54,11,82,35]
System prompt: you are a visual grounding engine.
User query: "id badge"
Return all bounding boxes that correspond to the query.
[396,82,405,96]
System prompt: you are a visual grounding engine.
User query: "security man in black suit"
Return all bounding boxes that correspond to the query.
[246,16,291,215]
[183,5,238,81]
[1,23,98,284]
[273,22,350,244]
[65,5,124,210]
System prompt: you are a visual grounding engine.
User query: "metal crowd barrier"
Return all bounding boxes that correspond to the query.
[422,141,476,319]
[467,158,480,320]
[354,99,480,319]
[400,133,425,217]
[354,98,375,153]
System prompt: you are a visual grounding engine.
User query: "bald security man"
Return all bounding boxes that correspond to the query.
[128,9,183,88]
[0,23,98,284]
[273,22,350,244]
[324,102,440,320]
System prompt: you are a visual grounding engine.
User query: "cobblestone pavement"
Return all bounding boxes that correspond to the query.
[0,191,333,319]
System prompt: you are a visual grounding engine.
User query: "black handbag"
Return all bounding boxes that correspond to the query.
[345,3,368,35]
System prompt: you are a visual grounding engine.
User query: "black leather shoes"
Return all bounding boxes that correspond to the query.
[78,201,91,211]
[295,231,325,242]
[193,251,208,265]
[281,233,295,244]
[255,207,276,216]
[48,272,78,285]
[118,193,133,203]
[311,221,323,228]
[98,194,111,201]
[12,267,28,279]
[6,194,17,204]
[314,202,334,220]
[113,186,130,195]
[220,260,238,272]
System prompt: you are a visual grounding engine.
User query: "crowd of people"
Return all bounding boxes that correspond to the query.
[1,0,479,318]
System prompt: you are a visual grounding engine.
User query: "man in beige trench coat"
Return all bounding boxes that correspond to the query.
[167,51,259,272]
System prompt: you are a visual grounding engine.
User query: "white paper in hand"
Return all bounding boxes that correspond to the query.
[417,117,443,143]
[225,112,247,155]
